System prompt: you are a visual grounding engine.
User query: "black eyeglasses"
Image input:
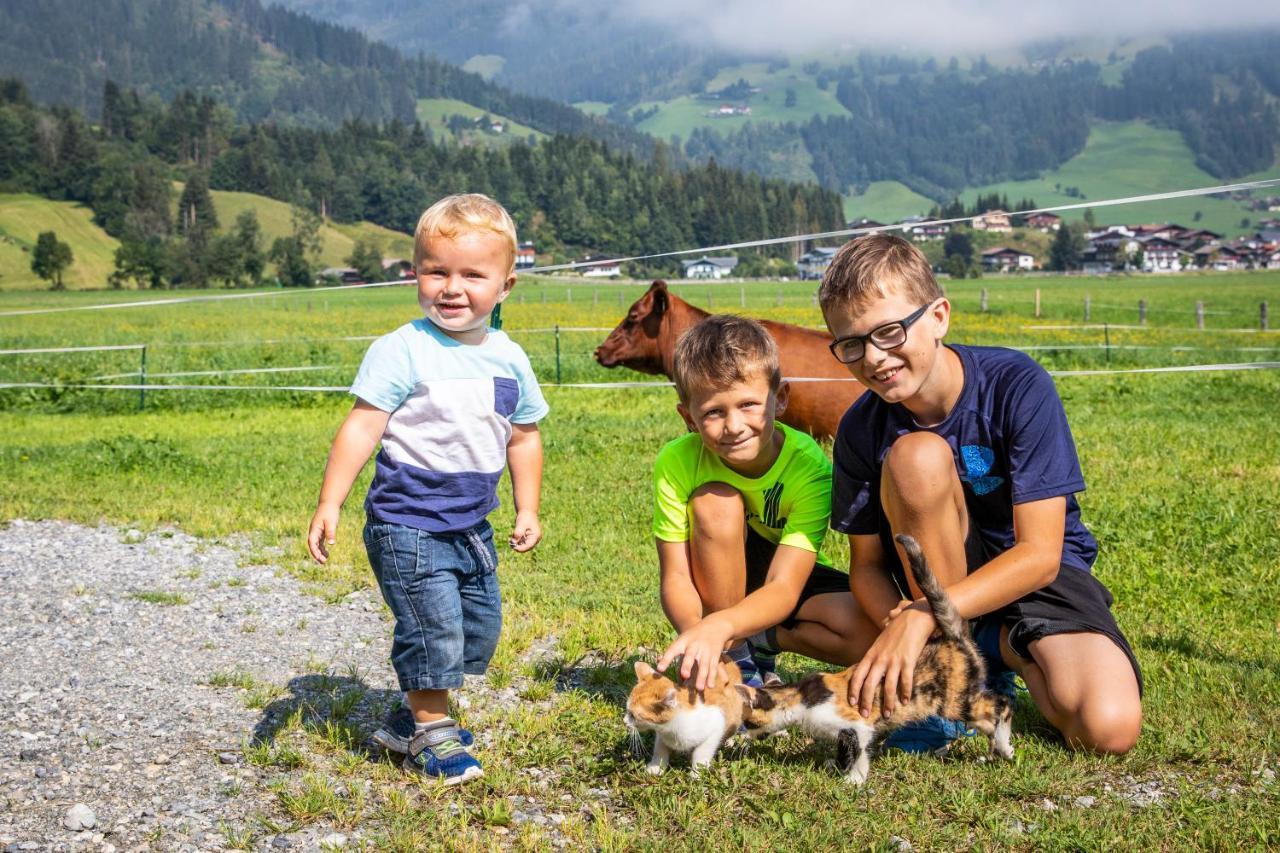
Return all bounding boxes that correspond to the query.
[828,302,934,364]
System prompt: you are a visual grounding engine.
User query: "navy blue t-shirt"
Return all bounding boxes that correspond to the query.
[831,344,1097,589]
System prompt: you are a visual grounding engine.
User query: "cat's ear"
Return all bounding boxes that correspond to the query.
[663,688,679,708]
[634,660,655,680]
[735,683,757,707]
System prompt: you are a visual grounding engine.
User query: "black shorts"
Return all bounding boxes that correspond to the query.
[744,528,851,630]
[964,533,1144,694]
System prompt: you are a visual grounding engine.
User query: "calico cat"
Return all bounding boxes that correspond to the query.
[624,658,746,775]
[739,534,1015,785]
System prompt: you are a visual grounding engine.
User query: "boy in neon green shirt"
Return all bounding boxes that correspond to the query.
[653,315,875,689]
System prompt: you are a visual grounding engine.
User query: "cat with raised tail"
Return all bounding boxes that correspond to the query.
[624,658,746,775]
[739,534,1015,785]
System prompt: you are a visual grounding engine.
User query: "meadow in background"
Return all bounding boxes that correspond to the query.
[1,273,1277,848]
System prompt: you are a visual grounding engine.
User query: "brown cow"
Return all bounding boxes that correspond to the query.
[593,281,865,439]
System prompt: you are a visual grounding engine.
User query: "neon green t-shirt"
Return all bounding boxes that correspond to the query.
[652,423,832,562]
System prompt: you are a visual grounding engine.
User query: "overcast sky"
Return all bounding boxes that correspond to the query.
[542,1,1280,54]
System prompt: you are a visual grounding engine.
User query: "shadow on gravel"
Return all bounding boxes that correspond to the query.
[251,673,401,763]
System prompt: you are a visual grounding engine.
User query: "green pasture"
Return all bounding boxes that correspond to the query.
[961,121,1280,237]
[634,62,849,144]
[0,193,121,291]
[843,181,937,224]
[415,99,546,146]
[1,273,1278,847]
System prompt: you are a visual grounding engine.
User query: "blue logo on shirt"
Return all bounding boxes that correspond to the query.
[960,445,1004,496]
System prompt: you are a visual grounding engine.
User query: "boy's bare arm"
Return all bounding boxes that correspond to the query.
[307,400,391,564]
[657,543,814,690]
[845,497,1067,716]
[657,539,703,635]
[849,533,909,626]
[506,423,543,551]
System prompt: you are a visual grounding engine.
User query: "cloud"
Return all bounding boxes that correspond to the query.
[564,0,1280,55]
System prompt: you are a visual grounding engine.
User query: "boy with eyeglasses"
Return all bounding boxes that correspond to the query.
[817,233,1142,755]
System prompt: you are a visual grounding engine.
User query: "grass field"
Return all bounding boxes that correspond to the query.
[415,99,546,146]
[635,61,850,143]
[0,190,414,291]
[0,193,121,291]
[961,121,1280,237]
[1,273,1278,847]
[843,181,937,224]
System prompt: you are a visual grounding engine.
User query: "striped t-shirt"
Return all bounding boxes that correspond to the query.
[351,318,548,533]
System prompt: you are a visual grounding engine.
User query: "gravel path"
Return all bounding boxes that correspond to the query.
[0,519,395,852]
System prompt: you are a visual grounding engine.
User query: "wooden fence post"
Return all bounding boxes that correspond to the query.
[740,286,746,308]
[593,290,598,307]
[980,289,988,312]
[1035,288,1041,319]
[1084,294,1091,322]
[138,345,147,412]
[1261,301,1268,331]
[1138,299,1147,326]
[554,325,561,385]
[1195,301,1205,330]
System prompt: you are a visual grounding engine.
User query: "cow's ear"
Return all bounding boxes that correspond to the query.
[650,280,668,316]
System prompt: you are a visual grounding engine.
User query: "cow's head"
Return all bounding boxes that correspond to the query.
[593,280,672,375]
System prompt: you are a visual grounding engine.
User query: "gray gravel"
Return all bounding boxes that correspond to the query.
[0,519,394,852]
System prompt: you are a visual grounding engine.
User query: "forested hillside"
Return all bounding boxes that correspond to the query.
[0,79,841,289]
[0,0,658,159]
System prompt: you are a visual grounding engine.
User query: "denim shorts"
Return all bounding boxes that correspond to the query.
[363,517,502,691]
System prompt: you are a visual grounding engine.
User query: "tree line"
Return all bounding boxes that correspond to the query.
[0,79,843,288]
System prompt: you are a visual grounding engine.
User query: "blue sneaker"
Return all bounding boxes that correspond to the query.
[404,720,483,785]
[748,631,784,687]
[735,655,765,689]
[881,715,974,755]
[373,702,473,755]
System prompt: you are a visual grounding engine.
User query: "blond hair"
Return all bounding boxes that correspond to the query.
[818,233,942,318]
[672,315,780,404]
[413,193,517,271]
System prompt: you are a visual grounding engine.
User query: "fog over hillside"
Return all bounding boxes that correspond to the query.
[568,0,1280,54]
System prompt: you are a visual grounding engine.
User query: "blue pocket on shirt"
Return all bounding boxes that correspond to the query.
[493,377,519,418]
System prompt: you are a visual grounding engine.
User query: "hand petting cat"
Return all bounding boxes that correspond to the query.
[846,600,937,718]
[656,613,735,691]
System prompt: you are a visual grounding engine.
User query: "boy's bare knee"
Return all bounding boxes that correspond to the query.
[1068,699,1142,755]
[689,482,745,539]
[883,432,957,504]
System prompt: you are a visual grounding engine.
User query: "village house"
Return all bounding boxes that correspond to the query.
[380,258,414,280]
[980,247,1035,272]
[899,215,950,241]
[1024,212,1061,232]
[797,247,839,279]
[972,210,1012,233]
[317,267,364,285]
[712,104,752,117]
[1138,236,1189,272]
[680,255,739,280]
[579,255,622,277]
[516,243,537,270]
[846,217,886,231]
[1130,223,1188,242]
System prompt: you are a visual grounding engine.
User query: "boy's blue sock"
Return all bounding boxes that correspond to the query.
[725,643,764,688]
[972,618,1022,703]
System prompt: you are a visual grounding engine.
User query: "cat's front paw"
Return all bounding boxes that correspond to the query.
[645,763,667,776]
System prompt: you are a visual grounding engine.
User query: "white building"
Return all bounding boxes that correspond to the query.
[681,256,739,279]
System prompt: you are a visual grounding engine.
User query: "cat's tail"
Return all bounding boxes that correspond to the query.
[895,534,965,645]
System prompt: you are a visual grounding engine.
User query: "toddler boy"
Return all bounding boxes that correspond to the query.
[306,193,547,783]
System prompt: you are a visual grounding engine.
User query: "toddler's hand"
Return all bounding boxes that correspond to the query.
[509,510,542,552]
[307,503,339,564]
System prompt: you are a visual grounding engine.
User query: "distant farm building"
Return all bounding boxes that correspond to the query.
[980,247,1035,272]
[579,256,622,277]
[899,216,950,241]
[318,267,364,285]
[972,210,1013,233]
[847,217,886,231]
[681,256,739,279]
[797,247,839,279]
[1025,212,1061,232]
[516,243,537,270]
[381,258,414,279]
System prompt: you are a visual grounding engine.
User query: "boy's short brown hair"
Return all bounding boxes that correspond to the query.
[818,233,942,317]
[413,193,517,271]
[672,315,781,404]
